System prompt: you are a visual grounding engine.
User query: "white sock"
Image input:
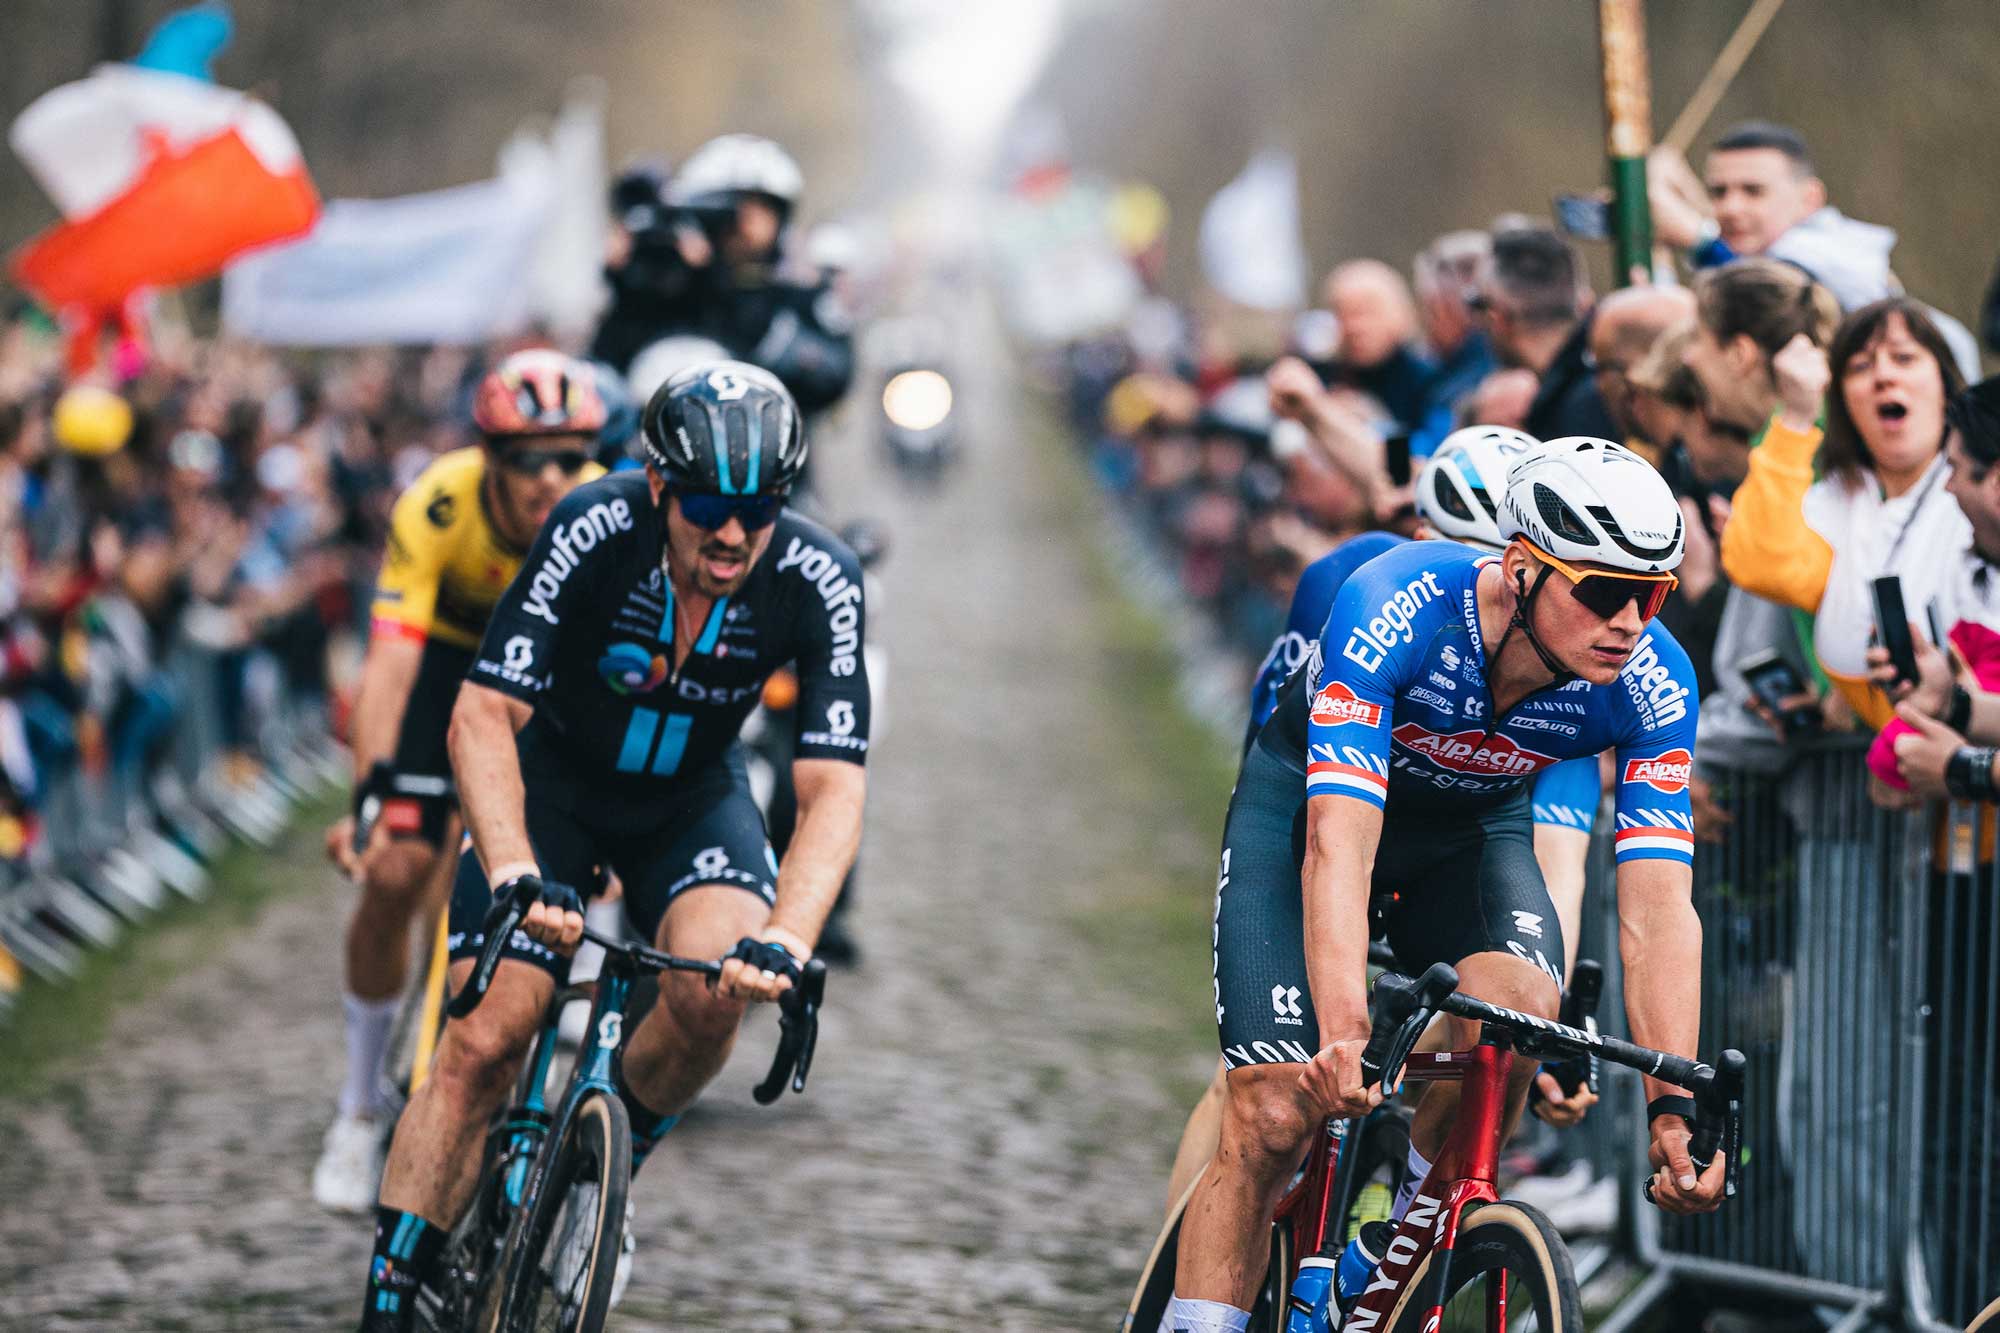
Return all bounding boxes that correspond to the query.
[339,992,400,1119]
[1159,1295,1251,1333]
[1390,1142,1434,1222]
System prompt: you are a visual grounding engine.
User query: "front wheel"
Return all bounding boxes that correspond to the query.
[1386,1200,1580,1332]
[494,1092,631,1333]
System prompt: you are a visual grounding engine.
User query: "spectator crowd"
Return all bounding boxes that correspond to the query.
[1054,117,2000,1327]
[0,303,514,899]
[1068,119,2000,818]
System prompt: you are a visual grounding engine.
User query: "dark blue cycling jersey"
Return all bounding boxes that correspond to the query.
[1256,540,1697,868]
[1248,534,1602,832]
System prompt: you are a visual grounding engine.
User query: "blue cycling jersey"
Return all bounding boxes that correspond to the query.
[1246,531,1404,750]
[1259,540,1698,868]
[1248,535,1603,831]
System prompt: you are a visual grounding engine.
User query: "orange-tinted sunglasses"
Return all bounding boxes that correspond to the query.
[1521,539,1679,622]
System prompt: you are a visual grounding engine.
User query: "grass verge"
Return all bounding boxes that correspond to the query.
[0,792,343,1101]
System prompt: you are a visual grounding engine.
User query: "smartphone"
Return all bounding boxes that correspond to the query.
[1385,432,1413,486]
[1554,192,1612,241]
[1738,647,1821,734]
[1925,598,1946,649]
[1871,575,1921,688]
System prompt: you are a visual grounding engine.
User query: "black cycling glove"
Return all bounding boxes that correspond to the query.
[725,936,802,983]
[497,873,583,921]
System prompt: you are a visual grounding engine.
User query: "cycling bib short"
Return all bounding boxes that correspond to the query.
[1246,533,1602,831]
[1213,742,1556,1069]
[446,745,778,984]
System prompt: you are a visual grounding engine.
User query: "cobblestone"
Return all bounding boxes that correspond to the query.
[0,347,1224,1330]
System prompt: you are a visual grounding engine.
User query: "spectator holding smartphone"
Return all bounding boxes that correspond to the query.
[1703,263,1967,729]
[1868,375,2000,801]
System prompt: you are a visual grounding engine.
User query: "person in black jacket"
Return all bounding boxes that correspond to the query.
[591,136,854,416]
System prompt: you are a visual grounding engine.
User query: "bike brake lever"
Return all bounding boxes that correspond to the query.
[752,959,827,1104]
[446,886,530,1020]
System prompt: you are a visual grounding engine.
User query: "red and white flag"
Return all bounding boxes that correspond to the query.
[7,64,319,364]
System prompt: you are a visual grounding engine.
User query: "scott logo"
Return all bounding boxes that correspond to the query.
[1391,723,1553,777]
[1311,681,1383,728]
[1623,748,1693,794]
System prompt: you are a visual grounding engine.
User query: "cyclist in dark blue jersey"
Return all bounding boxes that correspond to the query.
[1165,439,1719,1333]
[357,363,869,1332]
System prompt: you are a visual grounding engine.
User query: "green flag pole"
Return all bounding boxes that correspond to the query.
[1598,0,1655,286]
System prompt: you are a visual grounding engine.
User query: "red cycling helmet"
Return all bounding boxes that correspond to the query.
[472,349,609,439]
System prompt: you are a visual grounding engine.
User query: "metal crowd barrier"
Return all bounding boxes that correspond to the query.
[0,633,341,1007]
[1591,737,1998,1331]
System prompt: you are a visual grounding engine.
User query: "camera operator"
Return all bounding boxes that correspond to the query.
[591,135,854,416]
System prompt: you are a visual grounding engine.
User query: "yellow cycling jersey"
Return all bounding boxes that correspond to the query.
[370,447,605,650]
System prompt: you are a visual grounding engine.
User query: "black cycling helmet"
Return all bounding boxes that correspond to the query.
[640,359,806,496]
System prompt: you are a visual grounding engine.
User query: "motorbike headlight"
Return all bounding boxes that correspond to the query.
[881,370,953,433]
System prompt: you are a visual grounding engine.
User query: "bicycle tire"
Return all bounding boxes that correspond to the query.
[1968,1295,2000,1332]
[494,1091,631,1333]
[1121,1180,1291,1333]
[1384,1200,1580,1333]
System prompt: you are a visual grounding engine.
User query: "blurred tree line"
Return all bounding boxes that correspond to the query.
[1,1,1990,329]
[1032,0,1994,327]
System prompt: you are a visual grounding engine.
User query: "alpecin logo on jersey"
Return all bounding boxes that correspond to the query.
[1623,748,1693,794]
[1310,681,1383,728]
[1391,723,1554,777]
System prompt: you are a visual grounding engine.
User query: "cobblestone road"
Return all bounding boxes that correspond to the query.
[0,341,1230,1331]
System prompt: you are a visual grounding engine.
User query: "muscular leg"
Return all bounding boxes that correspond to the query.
[1405,951,1560,1170]
[379,958,554,1226]
[1173,1064,1317,1310]
[346,833,442,1000]
[619,885,771,1115]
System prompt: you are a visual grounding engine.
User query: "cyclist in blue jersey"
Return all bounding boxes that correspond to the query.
[1164,439,1719,1333]
[1163,428,1601,1215]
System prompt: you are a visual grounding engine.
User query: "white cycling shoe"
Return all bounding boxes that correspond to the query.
[311,1112,385,1214]
[552,1185,634,1309]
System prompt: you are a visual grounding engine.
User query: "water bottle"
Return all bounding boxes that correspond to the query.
[1285,1252,1338,1331]
[1333,1220,1395,1314]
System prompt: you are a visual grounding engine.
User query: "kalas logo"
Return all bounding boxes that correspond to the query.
[1311,681,1383,728]
[1392,723,1553,777]
[1623,748,1693,794]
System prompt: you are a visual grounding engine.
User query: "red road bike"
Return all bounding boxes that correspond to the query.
[1127,963,1744,1332]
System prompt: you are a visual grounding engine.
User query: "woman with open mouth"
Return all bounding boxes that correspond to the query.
[1713,280,1970,728]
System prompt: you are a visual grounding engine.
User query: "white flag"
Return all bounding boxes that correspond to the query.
[222,165,552,346]
[1198,149,1307,311]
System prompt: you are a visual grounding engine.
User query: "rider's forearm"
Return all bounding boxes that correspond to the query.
[447,683,536,884]
[1301,795,1382,1046]
[351,631,425,781]
[766,760,866,953]
[1616,862,1703,1104]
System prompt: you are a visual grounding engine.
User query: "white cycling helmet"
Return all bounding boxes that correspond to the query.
[1499,436,1683,574]
[667,134,804,214]
[1415,425,1541,549]
[627,335,733,405]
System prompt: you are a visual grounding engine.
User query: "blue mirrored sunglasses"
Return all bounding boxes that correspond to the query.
[673,490,785,531]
